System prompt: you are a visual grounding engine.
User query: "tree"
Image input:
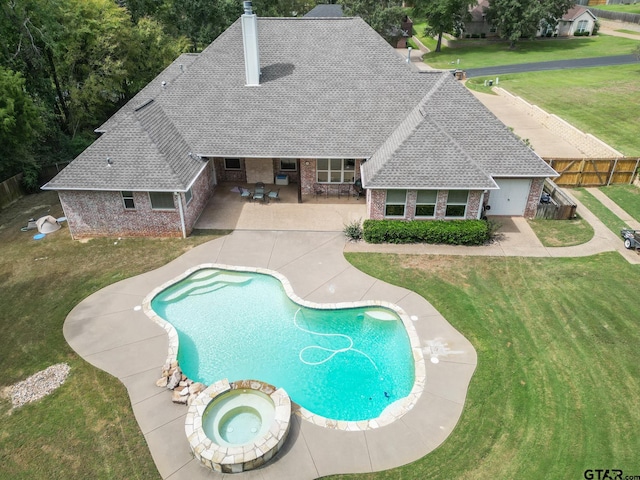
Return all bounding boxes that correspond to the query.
[340,0,407,45]
[486,0,574,49]
[0,66,42,181]
[413,0,476,52]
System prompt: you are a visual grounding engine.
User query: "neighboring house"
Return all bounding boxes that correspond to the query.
[541,6,598,36]
[464,1,597,38]
[43,3,556,239]
[464,0,497,38]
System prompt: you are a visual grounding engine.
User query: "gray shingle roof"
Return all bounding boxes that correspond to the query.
[45,100,206,191]
[44,16,556,192]
[303,4,343,17]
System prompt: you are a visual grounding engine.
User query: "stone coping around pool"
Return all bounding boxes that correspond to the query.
[142,263,426,431]
[185,379,291,474]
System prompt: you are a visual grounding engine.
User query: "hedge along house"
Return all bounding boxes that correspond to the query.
[42,2,556,239]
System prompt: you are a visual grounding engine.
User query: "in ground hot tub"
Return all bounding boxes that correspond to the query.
[185,379,291,473]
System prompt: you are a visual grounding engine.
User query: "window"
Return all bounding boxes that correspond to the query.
[316,158,356,183]
[121,191,135,210]
[279,159,297,171]
[185,188,193,205]
[576,19,588,33]
[415,190,437,217]
[149,192,175,210]
[224,158,241,170]
[445,190,468,217]
[385,189,407,217]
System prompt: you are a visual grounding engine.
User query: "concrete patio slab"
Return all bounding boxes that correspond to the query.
[82,333,167,379]
[300,425,370,477]
[144,414,192,478]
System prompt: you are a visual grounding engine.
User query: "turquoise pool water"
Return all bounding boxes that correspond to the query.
[151,268,415,421]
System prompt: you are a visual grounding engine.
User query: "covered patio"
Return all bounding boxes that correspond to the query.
[194,182,366,231]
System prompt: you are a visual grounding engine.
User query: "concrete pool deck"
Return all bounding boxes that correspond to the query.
[64,231,477,479]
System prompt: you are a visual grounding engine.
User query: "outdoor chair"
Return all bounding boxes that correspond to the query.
[268,189,280,202]
[353,178,364,199]
[253,184,266,202]
[240,187,252,200]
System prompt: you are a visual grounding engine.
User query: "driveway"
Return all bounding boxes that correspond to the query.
[464,54,637,78]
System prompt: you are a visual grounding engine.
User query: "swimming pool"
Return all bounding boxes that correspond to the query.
[146,264,424,426]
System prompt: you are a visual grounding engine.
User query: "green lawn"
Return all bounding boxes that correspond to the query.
[528,215,593,247]
[422,35,640,69]
[0,191,221,479]
[572,188,629,237]
[593,4,640,14]
[466,65,640,156]
[599,184,640,223]
[327,251,640,480]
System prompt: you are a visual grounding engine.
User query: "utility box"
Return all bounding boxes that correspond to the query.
[275,174,289,185]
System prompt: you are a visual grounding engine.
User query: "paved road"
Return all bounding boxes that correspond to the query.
[465,54,637,77]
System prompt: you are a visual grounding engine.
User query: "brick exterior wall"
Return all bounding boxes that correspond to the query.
[368,189,483,220]
[183,163,214,234]
[524,177,545,218]
[214,157,246,183]
[59,164,214,239]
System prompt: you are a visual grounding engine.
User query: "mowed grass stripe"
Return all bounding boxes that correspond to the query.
[330,253,640,480]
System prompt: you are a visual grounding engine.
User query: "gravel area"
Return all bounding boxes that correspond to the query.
[11,363,71,408]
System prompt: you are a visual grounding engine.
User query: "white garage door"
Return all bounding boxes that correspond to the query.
[488,179,532,216]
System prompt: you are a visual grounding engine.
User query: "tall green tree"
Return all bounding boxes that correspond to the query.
[340,0,407,44]
[413,0,476,52]
[0,66,42,181]
[486,0,575,48]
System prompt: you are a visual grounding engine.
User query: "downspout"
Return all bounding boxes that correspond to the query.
[175,192,187,238]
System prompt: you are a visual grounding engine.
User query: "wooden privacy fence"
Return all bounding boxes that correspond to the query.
[543,157,640,187]
[0,173,24,210]
[536,178,577,220]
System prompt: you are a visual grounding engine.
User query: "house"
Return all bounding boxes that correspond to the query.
[464,1,597,38]
[42,2,556,239]
[542,6,598,37]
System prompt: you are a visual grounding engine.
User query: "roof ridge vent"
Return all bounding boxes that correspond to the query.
[134,99,154,112]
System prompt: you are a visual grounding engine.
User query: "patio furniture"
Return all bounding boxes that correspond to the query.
[268,189,280,202]
[253,184,266,202]
[240,187,252,200]
[353,178,364,199]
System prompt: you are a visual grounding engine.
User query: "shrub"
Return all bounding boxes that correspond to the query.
[362,219,491,245]
[343,219,363,241]
[480,32,486,38]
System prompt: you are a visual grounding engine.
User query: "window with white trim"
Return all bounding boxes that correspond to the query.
[224,158,241,170]
[316,158,356,183]
[576,19,588,33]
[279,159,297,171]
[149,192,175,210]
[445,190,468,217]
[415,190,437,217]
[185,188,193,205]
[121,191,135,210]
[385,189,407,217]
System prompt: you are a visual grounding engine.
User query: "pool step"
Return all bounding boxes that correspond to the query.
[162,270,253,302]
[364,309,398,322]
